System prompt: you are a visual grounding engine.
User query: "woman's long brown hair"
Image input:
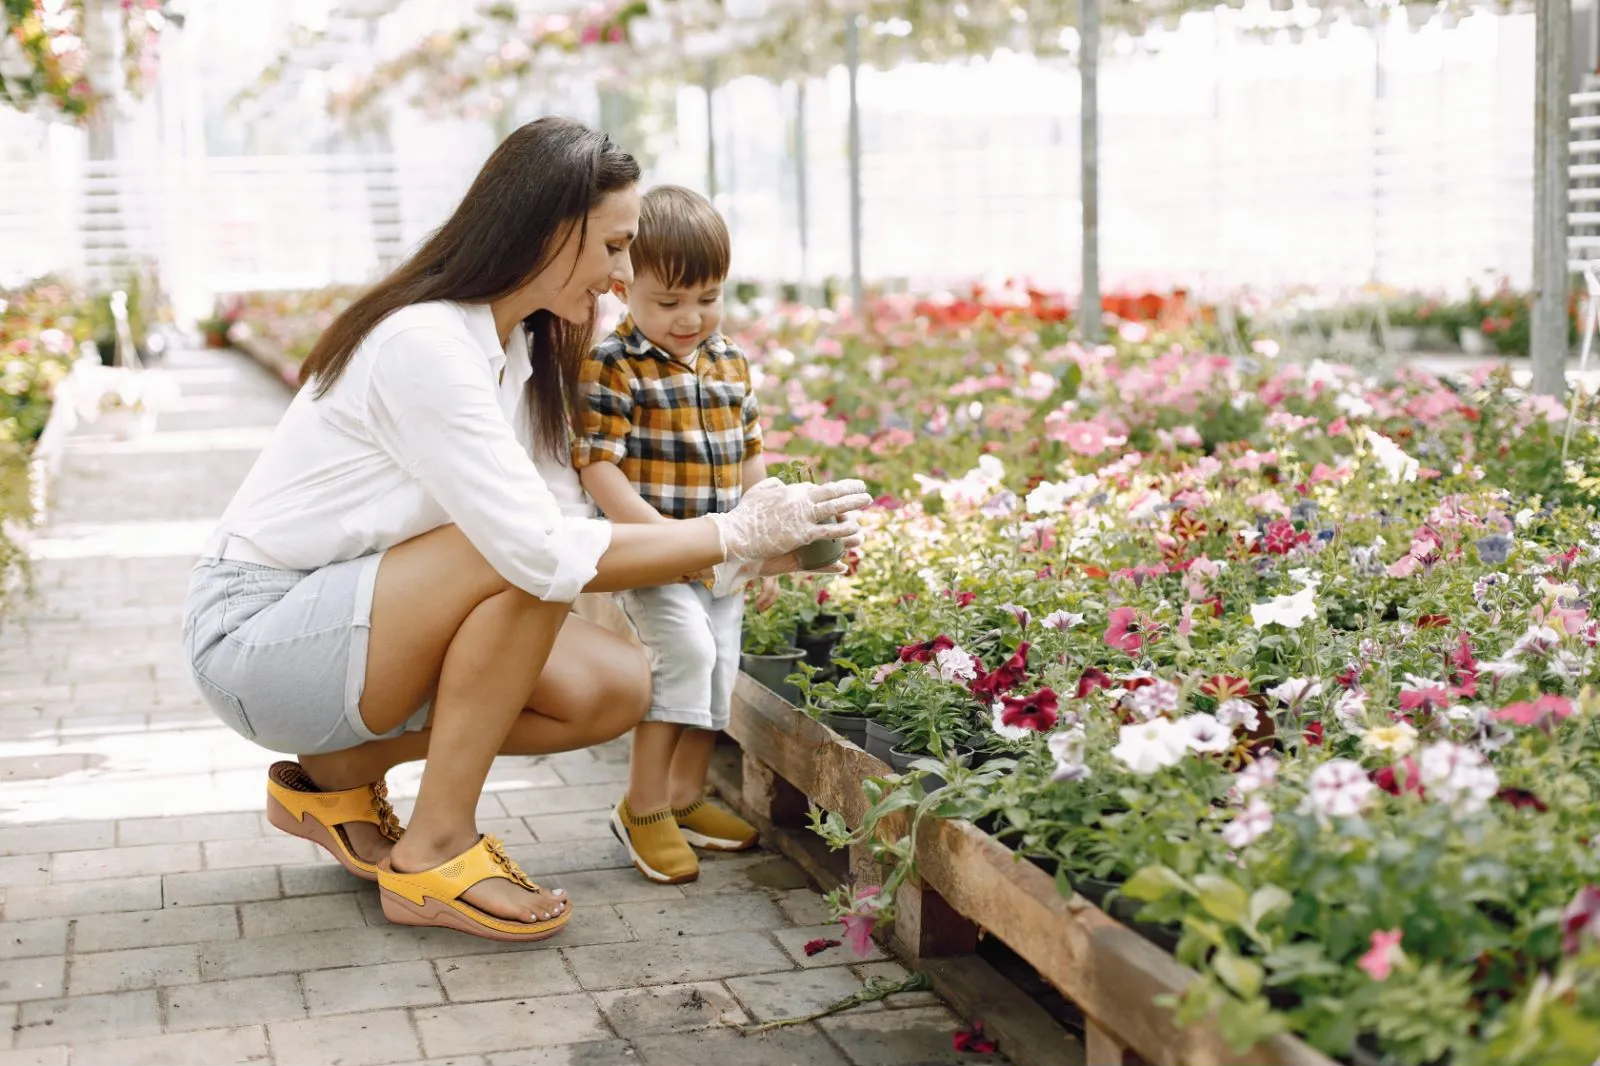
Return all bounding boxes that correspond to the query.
[298,116,640,456]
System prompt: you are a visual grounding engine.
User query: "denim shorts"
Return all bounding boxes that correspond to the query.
[615,583,744,731]
[182,544,431,755]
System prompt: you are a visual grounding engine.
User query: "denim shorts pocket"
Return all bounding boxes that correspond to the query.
[191,669,256,740]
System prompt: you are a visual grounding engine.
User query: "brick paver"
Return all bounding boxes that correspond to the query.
[0,347,997,1065]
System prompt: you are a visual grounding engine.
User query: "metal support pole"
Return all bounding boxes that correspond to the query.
[1079,0,1102,343]
[704,62,718,201]
[1533,0,1572,396]
[794,79,811,296]
[845,14,864,313]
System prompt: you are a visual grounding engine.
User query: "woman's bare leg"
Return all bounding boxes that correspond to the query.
[293,524,583,923]
[297,570,651,920]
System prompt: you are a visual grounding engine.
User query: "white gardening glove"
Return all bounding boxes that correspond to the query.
[707,477,870,562]
[707,526,867,597]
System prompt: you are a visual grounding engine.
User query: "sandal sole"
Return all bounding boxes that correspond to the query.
[379,887,570,942]
[610,810,699,885]
[266,794,378,882]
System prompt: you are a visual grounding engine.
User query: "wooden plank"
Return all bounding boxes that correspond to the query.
[921,955,1087,1066]
[728,676,1337,1066]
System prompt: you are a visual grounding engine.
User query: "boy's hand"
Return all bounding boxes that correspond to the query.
[754,576,781,612]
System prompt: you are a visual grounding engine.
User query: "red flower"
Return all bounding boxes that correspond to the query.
[899,635,956,664]
[1200,675,1250,701]
[1336,665,1361,689]
[1103,607,1143,653]
[953,1020,998,1054]
[999,687,1059,732]
[969,642,1031,702]
[817,589,831,606]
[1075,667,1113,699]
[1416,614,1451,629]
[1493,694,1575,728]
[1495,787,1549,813]
[944,589,977,608]
[803,938,841,956]
[1561,885,1600,955]
[1263,518,1308,555]
[1170,509,1208,542]
[1372,757,1423,797]
[1303,721,1324,746]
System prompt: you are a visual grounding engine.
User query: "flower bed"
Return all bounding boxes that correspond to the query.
[731,306,1600,1066]
[0,279,86,613]
[225,287,362,382]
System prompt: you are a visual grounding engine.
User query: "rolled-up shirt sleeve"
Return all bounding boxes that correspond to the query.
[365,325,613,602]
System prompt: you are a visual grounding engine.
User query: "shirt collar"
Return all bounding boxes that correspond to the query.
[615,315,725,366]
[462,301,531,390]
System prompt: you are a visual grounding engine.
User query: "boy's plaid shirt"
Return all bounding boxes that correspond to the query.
[572,317,763,519]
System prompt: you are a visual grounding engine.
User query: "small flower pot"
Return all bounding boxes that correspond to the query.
[1458,327,1489,355]
[822,711,869,747]
[740,649,805,704]
[1384,325,1419,351]
[795,627,841,672]
[887,745,923,774]
[795,531,844,571]
[864,720,908,762]
[917,746,974,792]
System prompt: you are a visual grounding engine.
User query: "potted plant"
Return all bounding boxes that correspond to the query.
[770,458,845,571]
[197,296,240,349]
[740,585,805,703]
[792,663,873,747]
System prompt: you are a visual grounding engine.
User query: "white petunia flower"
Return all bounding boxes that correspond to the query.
[998,603,1031,628]
[1307,759,1376,819]
[1177,712,1233,753]
[1268,677,1323,708]
[1221,797,1274,849]
[1363,428,1419,483]
[1216,698,1260,731]
[1418,742,1499,814]
[1333,690,1368,733]
[1360,722,1419,757]
[991,703,1030,742]
[930,646,978,683]
[1025,481,1072,515]
[1048,726,1090,782]
[1123,680,1180,721]
[1110,719,1189,775]
[1234,756,1280,796]
[1250,584,1318,630]
[1042,610,1084,631]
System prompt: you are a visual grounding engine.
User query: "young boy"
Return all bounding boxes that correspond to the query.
[573,185,777,884]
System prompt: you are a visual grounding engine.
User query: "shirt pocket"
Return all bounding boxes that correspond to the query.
[632,374,699,438]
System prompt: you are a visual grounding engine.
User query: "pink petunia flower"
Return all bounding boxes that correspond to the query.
[1358,929,1404,981]
[1103,607,1143,654]
[1493,693,1575,727]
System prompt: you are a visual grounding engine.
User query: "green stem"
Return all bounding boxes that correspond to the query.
[735,973,933,1033]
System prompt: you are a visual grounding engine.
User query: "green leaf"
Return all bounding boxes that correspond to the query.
[1247,885,1293,932]
[1122,864,1191,902]
[1214,994,1289,1052]
[1213,952,1264,999]
[1193,874,1250,927]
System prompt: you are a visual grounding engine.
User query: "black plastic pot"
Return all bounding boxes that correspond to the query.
[864,720,908,761]
[795,627,841,672]
[740,650,806,704]
[822,712,869,747]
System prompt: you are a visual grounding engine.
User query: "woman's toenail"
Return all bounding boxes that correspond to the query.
[552,888,565,897]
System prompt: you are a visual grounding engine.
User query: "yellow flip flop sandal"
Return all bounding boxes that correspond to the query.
[265,761,403,881]
[377,834,572,943]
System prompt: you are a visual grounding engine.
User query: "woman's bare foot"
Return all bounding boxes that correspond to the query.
[341,821,399,867]
[387,835,568,923]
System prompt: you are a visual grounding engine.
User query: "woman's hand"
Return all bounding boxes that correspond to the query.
[708,478,870,563]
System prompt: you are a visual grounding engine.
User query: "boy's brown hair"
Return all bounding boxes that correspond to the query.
[630,185,730,289]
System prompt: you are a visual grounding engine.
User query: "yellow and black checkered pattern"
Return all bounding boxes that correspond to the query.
[572,317,762,520]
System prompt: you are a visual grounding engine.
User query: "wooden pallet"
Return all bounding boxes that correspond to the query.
[722,673,1337,1066]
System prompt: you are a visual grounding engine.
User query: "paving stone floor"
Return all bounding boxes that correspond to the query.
[0,348,1000,1066]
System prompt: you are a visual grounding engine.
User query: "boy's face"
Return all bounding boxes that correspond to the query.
[618,270,724,361]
